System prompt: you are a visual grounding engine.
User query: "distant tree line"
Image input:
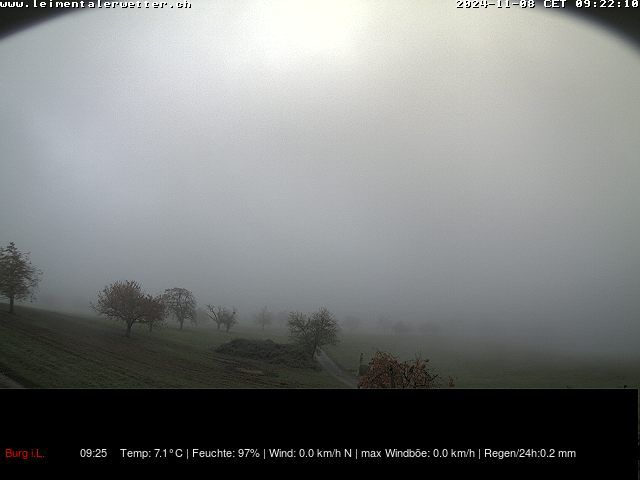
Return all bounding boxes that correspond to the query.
[92,280,238,338]
[1,243,456,389]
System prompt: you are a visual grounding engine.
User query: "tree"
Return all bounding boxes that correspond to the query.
[92,280,157,337]
[0,242,42,314]
[254,306,272,330]
[163,287,196,330]
[141,294,166,332]
[221,306,237,332]
[287,307,339,359]
[358,351,451,389]
[206,304,224,330]
[206,304,237,332]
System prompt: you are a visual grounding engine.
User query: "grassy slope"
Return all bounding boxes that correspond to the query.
[0,305,341,388]
[325,332,640,388]
[2,304,638,389]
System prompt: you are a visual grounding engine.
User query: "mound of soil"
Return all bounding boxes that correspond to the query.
[215,339,317,369]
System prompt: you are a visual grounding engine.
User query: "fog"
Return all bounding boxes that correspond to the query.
[1,2,639,354]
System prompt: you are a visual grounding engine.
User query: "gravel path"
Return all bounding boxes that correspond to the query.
[316,349,358,389]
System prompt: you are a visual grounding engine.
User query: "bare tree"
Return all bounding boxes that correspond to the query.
[207,304,237,332]
[93,280,155,337]
[0,242,42,314]
[254,306,273,330]
[287,307,339,359]
[142,294,166,332]
[163,287,196,330]
[221,306,237,332]
[206,304,224,330]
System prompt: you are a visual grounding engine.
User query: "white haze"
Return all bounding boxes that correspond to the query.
[1,1,639,353]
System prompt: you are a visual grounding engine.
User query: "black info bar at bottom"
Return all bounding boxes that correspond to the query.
[0,389,637,476]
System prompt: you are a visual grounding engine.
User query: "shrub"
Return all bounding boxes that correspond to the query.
[358,351,454,389]
[215,338,318,369]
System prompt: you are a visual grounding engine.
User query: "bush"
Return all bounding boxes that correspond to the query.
[215,338,318,369]
[358,351,454,389]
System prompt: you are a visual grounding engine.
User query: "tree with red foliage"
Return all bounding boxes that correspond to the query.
[358,351,454,389]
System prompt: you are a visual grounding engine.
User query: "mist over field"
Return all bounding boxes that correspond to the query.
[1,1,639,355]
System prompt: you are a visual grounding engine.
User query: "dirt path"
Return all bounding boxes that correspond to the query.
[316,349,358,388]
[0,371,24,389]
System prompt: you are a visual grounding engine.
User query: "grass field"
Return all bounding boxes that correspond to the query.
[0,304,342,388]
[324,332,640,388]
[1,304,639,389]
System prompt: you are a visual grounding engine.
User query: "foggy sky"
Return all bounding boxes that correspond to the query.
[1,2,639,351]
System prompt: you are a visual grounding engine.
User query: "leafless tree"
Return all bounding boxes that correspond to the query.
[221,306,237,332]
[287,307,339,359]
[254,306,273,330]
[206,304,237,332]
[93,280,160,337]
[142,294,166,332]
[0,242,42,314]
[206,304,224,330]
[163,287,196,330]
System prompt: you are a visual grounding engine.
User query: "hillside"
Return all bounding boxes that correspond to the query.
[0,305,341,388]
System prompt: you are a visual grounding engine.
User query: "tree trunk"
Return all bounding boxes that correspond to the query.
[226,324,230,332]
[217,323,221,330]
[9,296,14,314]
[148,322,153,332]
[179,319,183,330]
[125,321,132,338]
